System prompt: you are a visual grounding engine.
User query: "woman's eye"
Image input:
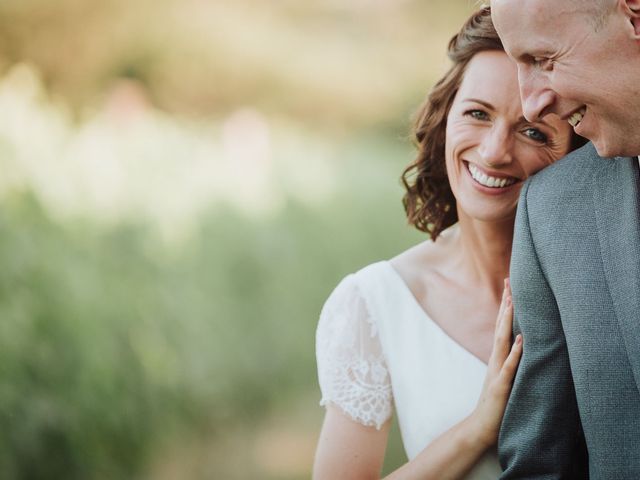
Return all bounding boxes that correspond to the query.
[465,109,489,121]
[523,127,548,143]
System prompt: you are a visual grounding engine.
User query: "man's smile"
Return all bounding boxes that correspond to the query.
[567,106,586,128]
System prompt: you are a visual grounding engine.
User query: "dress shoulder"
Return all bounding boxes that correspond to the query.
[315,270,393,429]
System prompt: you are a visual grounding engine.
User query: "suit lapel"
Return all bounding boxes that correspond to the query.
[593,156,640,392]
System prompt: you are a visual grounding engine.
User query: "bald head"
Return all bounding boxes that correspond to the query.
[492,0,614,31]
[567,0,615,11]
[569,0,616,30]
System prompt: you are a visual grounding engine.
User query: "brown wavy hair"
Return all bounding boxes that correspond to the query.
[401,6,585,240]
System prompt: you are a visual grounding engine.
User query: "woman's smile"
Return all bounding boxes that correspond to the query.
[463,161,520,197]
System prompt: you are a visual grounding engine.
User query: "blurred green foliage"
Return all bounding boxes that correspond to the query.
[0,0,474,129]
[0,0,476,477]
[0,137,422,478]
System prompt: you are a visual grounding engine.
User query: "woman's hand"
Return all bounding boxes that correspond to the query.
[470,279,523,448]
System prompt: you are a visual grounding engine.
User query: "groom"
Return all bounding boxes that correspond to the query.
[491,0,640,477]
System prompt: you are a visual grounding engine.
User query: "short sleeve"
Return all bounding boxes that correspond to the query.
[315,273,393,430]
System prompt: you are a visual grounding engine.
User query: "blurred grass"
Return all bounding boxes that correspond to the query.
[0,121,422,478]
[0,1,477,477]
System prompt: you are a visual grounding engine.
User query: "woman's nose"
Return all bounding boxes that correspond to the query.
[478,125,513,166]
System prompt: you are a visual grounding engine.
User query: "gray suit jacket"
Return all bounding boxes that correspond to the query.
[498,142,640,479]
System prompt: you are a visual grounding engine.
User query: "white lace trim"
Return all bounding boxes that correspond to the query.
[316,273,393,430]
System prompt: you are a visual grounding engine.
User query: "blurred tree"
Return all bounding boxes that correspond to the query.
[0,0,473,130]
[0,1,477,476]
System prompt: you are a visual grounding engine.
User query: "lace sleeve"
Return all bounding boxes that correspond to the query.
[315,273,393,430]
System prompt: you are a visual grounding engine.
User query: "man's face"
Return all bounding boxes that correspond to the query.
[493,0,640,157]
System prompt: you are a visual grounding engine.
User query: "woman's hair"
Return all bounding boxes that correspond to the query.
[401,7,585,240]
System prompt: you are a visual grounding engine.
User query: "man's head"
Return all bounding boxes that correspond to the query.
[492,0,640,157]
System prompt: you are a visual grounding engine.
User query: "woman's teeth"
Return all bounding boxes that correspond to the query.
[568,107,586,127]
[468,163,516,188]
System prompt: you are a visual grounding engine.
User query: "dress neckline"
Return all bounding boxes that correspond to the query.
[380,260,488,368]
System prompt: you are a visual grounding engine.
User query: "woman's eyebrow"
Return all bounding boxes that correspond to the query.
[463,98,495,110]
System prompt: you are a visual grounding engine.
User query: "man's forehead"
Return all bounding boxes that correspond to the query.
[492,0,574,57]
[493,0,580,27]
[492,0,565,14]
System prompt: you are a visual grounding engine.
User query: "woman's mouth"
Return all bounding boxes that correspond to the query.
[466,162,518,189]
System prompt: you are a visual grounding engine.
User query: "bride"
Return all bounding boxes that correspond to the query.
[313,7,583,479]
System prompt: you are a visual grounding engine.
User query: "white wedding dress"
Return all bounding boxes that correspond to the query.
[316,261,501,478]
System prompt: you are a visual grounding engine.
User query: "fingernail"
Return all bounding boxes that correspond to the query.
[516,334,522,345]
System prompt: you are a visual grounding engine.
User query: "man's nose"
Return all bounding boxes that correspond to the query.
[479,125,513,166]
[519,69,555,122]
[521,89,556,123]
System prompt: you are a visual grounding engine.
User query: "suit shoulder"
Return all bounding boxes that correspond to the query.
[531,142,602,185]
[523,142,609,203]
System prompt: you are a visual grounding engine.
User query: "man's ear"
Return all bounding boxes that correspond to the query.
[621,0,640,38]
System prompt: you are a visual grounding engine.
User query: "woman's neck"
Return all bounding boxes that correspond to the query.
[452,214,514,301]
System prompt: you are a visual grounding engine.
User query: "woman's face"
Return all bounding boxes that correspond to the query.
[445,50,572,224]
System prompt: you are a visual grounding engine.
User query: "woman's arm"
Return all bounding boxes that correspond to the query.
[313,282,522,480]
[313,405,391,480]
[314,272,394,480]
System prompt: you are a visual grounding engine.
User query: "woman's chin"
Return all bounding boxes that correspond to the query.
[456,201,517,224]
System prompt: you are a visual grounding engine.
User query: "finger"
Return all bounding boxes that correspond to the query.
[499,334,523,384]
[500,293,514,336]
[493,295,514,364]
[498,278,512,328]
[494,279,510,335]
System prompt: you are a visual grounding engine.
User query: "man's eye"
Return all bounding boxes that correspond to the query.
[523,127,548,143]
[465,109,489,120]
[532,57,553,70]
